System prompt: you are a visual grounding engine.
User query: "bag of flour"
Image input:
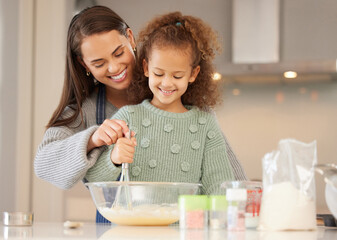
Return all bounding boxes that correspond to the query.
[258,139,317,231]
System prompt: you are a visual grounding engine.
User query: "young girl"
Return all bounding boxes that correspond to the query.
[86,11,235,195]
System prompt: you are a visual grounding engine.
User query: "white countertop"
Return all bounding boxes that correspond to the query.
[1,222,336,240]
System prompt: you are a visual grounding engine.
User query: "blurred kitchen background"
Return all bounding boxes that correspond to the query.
[1,0,336,222]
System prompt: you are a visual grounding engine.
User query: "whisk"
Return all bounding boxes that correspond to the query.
[112,130,133,210]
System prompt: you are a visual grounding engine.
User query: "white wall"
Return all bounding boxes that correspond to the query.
[0,0,19,213]
[31,0,77,222]
[282,0,337,60]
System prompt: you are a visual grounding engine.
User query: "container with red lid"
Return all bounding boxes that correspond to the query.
[221,181,263,229]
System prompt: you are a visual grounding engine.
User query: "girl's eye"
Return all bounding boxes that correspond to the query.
[174,76,183,79]
[154,73,163,77]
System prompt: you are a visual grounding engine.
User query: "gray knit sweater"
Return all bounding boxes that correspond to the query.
[85,100,235,195]
[34,92,247,190]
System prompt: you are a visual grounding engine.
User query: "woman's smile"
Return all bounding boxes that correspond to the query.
[109,68,127,82]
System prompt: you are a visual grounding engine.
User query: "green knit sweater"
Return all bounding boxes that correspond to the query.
[85,99,234,194]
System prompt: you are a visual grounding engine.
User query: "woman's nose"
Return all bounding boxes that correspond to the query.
[108,62,119,74]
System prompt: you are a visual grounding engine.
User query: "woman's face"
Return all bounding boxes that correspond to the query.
[80,29,136,91]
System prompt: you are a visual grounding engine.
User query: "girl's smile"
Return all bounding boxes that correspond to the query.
[159,88,176,96]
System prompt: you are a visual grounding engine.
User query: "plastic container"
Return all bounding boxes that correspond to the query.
[245,181,263,228]
[209,195,227,229]
[221,181,263,229]
[2,212,33,226]
[179,195,209,229]
[226,187,247,231]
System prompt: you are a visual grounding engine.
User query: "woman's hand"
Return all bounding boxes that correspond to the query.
[110,135,137,165]
[87,119,130,153]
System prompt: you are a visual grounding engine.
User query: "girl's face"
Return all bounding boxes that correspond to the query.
[80,29,136,92]
[143,46,200,113]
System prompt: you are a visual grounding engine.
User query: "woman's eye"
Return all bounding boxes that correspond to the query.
[95,63,104,68]
[115,51,124,57]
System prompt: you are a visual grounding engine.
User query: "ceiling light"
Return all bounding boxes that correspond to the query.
[212,72,222,81]
[283,71,297,79]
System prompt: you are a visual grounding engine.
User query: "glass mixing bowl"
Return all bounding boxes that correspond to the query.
[85,181,201,226]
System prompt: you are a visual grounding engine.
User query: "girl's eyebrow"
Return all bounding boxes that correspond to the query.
[153,67,185,73]
[90,44,123,63]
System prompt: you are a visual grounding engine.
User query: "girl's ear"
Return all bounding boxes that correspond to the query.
[143,59,149,77]
[126,28,136,50]
[189,65,200,83]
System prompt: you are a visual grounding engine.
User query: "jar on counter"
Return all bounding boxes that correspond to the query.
[226,188,247,231]
[209,195,227,229]
[221,181,263,230]
[179,195,209,229]
[245,181,262,229]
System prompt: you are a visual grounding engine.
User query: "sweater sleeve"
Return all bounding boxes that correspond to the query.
[34,125,104,190]
[85,145,122,182]
[223,133,248,181]
[209,109,248,181]
[84,107,130,182]
[200,116,235,195]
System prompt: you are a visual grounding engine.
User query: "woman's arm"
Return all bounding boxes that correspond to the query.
[34,94,130,189]
[34,125,103,189]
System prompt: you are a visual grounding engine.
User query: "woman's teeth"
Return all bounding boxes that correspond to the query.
[110,69,126,81]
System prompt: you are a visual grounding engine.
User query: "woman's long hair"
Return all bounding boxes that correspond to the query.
[47,6,129,128]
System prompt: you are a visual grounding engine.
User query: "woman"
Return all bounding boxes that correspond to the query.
[34,5,247,195]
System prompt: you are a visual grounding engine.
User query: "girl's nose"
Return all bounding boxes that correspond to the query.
[161,76,173,87]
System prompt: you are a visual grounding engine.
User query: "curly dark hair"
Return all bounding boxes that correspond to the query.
[128,11,222,110]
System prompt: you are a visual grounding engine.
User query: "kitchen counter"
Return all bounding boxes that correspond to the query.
[0,222,336,240]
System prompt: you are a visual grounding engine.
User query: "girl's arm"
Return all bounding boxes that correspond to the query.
[85,135,136,182]
[200,115,237,195]
[223,133,248,180]
[209,108,248,181]
[201,143,235,195]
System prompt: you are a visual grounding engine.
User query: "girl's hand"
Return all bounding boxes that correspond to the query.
[110,135,137,165]
[87,119,130,152]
